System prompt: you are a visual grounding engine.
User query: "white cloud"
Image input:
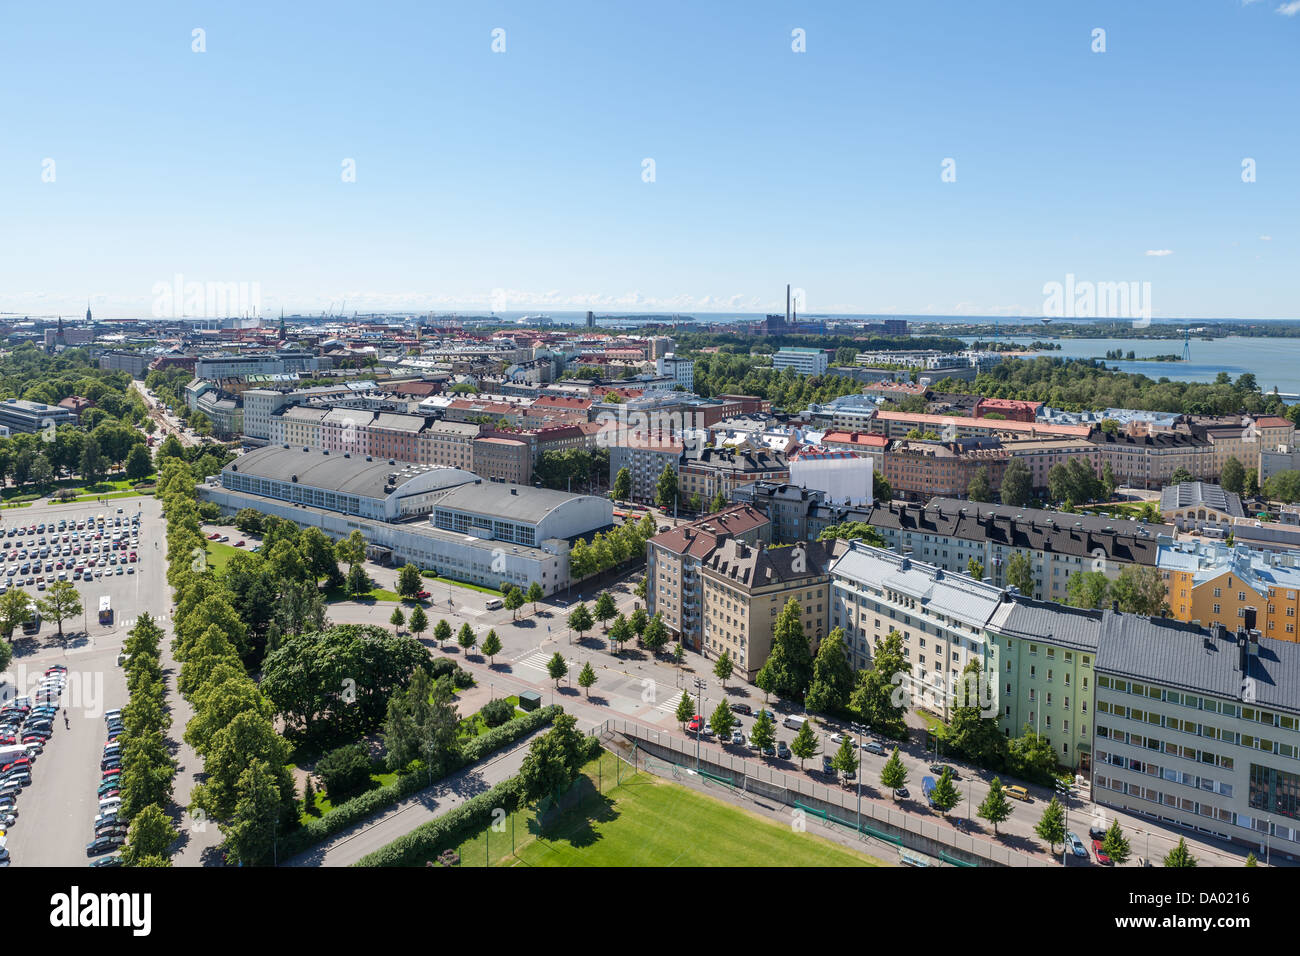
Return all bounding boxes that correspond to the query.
[1278,1,1300,15]
[1145,249,1174,256]
[1260,235,1273,241]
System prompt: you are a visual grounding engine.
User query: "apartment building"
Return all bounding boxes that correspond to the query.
[421,420,480,471]
[608,438,684,504]
[883,439,1009,501]
[818,431,889,473]
[1087,429,1213,489]
[677,446,789,504]
[1158,537,1300,642]
[1193,416,1293,477]
[1004,438,1101,492]
[829,543,1004,720]
[1093,618,1300,856]
[272,406,328,449]
[772,347,828,376]
[986,597,1102,771]
[472,436,533,485]
[645,506,771,650]
[701,537,842,681]
[873,410,1091,443]
[241,389,289,442]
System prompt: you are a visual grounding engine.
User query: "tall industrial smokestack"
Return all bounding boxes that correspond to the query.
[786,284,791,323]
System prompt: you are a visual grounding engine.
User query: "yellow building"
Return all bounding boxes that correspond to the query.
[1158,537,1300,642]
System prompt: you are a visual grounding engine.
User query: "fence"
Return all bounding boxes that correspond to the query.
[594,717,1050,868]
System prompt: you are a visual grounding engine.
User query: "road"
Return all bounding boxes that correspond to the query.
[130,380,201,449]
[284,730,546,867]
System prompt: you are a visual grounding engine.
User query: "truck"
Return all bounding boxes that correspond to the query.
[922,776,938,808]
[98,596,112,626]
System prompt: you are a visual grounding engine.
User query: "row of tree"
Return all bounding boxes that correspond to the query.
[160,459,299,865]
[568,512,657,582]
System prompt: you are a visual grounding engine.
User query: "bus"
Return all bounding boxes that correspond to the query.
[98,596,112,626]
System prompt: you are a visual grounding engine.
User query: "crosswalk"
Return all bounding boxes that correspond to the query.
[514,650,580,674]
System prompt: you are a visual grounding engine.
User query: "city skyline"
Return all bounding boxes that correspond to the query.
[1,0,1296,320]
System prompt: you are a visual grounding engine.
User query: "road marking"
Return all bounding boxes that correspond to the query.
[516,651,580,674]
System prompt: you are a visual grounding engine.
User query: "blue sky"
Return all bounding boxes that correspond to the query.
[0,0,1296,320]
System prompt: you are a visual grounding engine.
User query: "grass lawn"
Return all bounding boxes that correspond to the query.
[301,769,400,820]
[421,573,503,596]
[447,750,884,868]
[456,697,525,740]
[206,541,243,573]
[63,489,153,504]
[322,583,403,604]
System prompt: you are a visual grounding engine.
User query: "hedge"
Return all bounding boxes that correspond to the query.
[276,705,562,861]
[354,736,602,867]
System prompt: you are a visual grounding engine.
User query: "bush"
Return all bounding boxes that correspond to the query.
[480,698,515,728]
[428,658,473,689]
[234,508,265,534]
[196,501,222,521]
[315,743,374,802]
[275,706,562,862]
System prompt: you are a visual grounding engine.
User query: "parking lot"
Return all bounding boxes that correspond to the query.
[0,498,171,866]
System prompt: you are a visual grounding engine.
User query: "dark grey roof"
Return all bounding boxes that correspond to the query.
[1087,429,1210,449]
[1159,481,1244,518]
[861,498,1168,565]
[986,596,1102,652]
[227,444,473,500]
[1096,612,1300,716]
[432,482,588,523]
[703,539,843,589]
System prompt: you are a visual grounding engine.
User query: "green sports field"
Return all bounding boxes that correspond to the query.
[455,751,884,867]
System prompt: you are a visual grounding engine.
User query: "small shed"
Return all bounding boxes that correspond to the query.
[518,690,542,712]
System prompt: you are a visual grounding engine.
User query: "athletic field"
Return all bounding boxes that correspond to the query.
[453,750,884,867]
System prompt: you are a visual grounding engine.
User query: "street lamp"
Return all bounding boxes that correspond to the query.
[1055,778,1075,865]
[692,677,707,770]
[850,721,868,833]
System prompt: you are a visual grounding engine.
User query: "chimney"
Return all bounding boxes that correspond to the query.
[1111,600,1119,613]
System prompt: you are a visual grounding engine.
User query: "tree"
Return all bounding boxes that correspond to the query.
[1111,565,1168,616]
[567,603,594,643]
[831,734,857,782]
[1245,852,1257,867]
[978,777,1014,834]
[655,463,678,510]
[79,436,106,484]
[503,586,524,621]
[593,591,617,632]
[1101,461,1118,499]
[315,743,372,801]
[432,617,450,648]
[929,767,959,817]
[389,607,405,634]
[36,580,83,642]
[710,488,728,513]
[125,443,153,482]
[608,613,632,655]
[750,709,777,754]
[967,557,984,581]
[456,622,476,654]
[1066,569,1111,610]
[967,466,993,503]
[789,721,820,768]
[1006,550,1035,598]
[675,691,694,729]
[945,661,1008,769]
[712,649,734,687]
[880,747,908,799]
[642,612,669,654]
[709,699,736,740]
[848,629,910,738]
[1221,456,1245,495]
[755,598,814,701]
[873,470,892,504]
[1035,797,1067,854]
[817,521,886,548]
[1101,819,1132,865]
[546,651,568,688]
[805,626,854,715]
[577,660,597,698]
[481,629,502,666]
[396,564,422,599]
[346,562,371,597]
[1164,837,1198,868]
[671,642,685,667]
[121,803,178,867]
[612,466,631,501]
[526,581,544,611]
[999,458,1033,507]
[1170,467,1194,486]
[407,605,428,641]
[0,587,33,641]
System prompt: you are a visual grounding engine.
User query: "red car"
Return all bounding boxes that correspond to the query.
[1092,839,1112,865]
[233,541,244,548]
[208,532,222,540]
[687,715,705,733]
[415,590,430,600]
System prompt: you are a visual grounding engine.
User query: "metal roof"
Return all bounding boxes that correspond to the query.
[227,444,473,501]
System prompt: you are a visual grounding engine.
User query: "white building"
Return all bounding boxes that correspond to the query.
[772,348,828,376]
[788,448,873,507]
[655,353,694,390]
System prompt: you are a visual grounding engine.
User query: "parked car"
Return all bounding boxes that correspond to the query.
[776,742,791,760]
[687,716,704,733]
[863,741,886,756]
[89,855,122,868]
[731,702,753,716]
[929,763,960,780]
[1066,832,1089,859]
[86,834,125,857]
[1092,839,1113,865]
[730,731,745,745]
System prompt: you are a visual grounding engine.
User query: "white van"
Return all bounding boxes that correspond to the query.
[485,597,503,611]
[98,797,122,811]
[783,715,808,732]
